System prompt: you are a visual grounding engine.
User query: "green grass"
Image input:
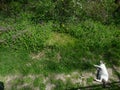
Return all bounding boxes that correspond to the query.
[0,15,120,89]
[87,77,94,85]
[0,1,120,89]
[33,77,45,90]
[0,47,30,75]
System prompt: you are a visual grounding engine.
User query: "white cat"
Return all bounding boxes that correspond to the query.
[94,61,109,87]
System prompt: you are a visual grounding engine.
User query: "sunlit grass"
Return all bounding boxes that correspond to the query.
[45,32,76,48]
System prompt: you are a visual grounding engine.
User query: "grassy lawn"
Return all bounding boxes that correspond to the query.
[0,16,120,89]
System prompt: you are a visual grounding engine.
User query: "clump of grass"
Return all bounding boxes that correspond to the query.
[52,80,65,90]
[0,20,53,52]
[0,47,30,75]
[33,77,45,90]
[86,77,94,85]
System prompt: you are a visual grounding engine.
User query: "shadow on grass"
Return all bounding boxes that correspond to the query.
[11,86,33,90]
[67,81,120,90]
[0,81,4,90]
